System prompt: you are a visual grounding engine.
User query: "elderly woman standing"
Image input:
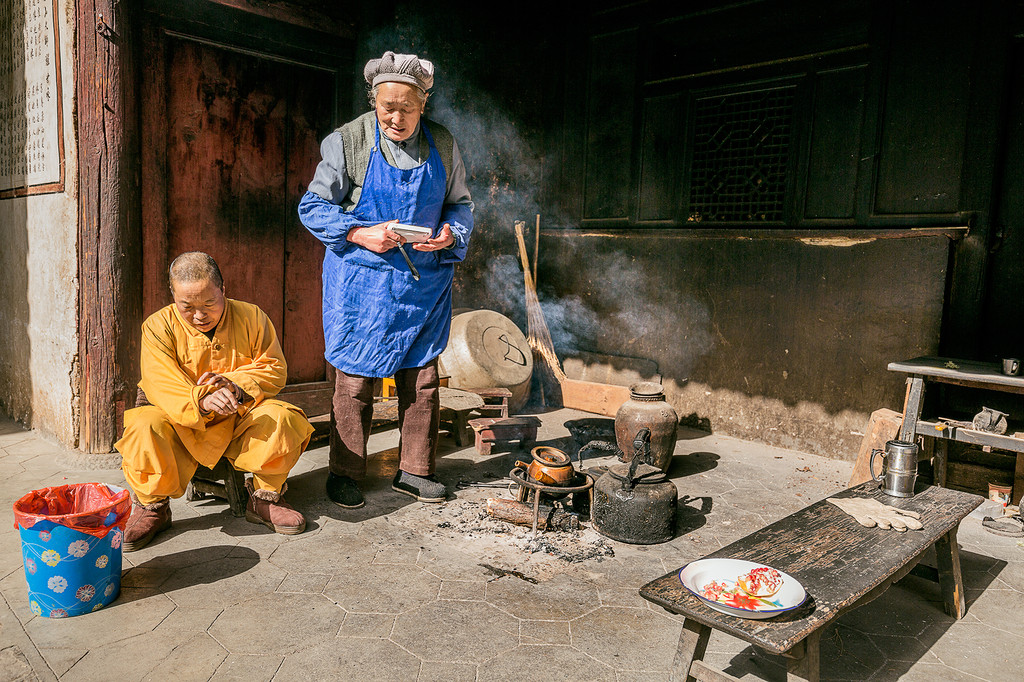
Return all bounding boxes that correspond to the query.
[298,52,474,508]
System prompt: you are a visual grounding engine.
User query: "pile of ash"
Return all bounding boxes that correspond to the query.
[419,498,615,563]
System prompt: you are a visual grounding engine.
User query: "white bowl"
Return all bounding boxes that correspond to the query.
[678,558,807,620]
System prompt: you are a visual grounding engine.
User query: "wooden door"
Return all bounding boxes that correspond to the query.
[140,28,335,414]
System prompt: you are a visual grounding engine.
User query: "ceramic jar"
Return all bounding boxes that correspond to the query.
[614,382,678,472]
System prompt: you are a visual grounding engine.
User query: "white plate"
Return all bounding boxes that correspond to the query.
[678,558,807,620]
[391,223,432,243]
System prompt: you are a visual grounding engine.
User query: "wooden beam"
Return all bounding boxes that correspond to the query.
[77,0,142,452]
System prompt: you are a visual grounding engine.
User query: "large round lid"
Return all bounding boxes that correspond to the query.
[608,462,668,484]
[439,310,533,388]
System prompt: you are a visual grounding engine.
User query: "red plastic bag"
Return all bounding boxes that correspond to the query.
[13,483,131,538]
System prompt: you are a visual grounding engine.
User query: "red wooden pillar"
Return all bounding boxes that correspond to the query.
[76,0,141,452]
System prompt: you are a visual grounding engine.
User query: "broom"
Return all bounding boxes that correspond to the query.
[514,221,628,416]
[515,221,565,405]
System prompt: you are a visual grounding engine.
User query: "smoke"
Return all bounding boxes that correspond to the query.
[357,8,714,375]
[358,10,548,228]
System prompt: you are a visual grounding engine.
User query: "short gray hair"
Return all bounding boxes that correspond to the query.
[367,83,428,109]
[169,251,223,290]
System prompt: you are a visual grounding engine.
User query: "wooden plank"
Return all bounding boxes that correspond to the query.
[898,376,924,443]
[672,618,713,682]
[77,0,142,452]
[915,420,1024,453]
[205,0,355,38]
[1015,451,1024,507]
[888,356,1024,392]
[785,631,821,682]
[560,379,631,418]
[276,380,332,417]
[849,408,902,487]
[639,483,982,654]
[935,527,966,618]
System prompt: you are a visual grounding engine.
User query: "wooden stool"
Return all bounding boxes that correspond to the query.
[135,387,248,517]
[469,416,541,456]
[439,387,485,446]
[462,387,512,418]
[184,459,249,517]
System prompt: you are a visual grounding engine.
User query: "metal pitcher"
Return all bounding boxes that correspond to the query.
[870,439,919,498]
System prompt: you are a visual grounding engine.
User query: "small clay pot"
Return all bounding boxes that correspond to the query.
[614,382,678,472]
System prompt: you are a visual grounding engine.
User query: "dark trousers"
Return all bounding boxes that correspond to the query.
[329,360,440,480]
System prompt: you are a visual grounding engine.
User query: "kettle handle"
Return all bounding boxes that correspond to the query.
[869,449,885,482]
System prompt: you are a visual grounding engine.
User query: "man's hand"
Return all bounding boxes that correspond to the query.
[347,220,406,253]
[197,372,244,416]
[413,223,455,252]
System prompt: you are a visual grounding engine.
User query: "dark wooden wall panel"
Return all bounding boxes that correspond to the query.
[583,29,637,222]
[874,6,973,215]
[804,66,867,219]
[638,93,686,222]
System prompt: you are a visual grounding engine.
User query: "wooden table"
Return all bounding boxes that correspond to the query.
[888,355,1024,501]
[639,482,982,682]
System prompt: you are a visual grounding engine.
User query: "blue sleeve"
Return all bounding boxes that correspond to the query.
[298,191,366,255]
[438,202,474,264]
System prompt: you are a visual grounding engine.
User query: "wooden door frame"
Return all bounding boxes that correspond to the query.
[77,0,352,452]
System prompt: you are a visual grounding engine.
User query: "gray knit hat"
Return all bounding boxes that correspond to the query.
[364,51,434,92]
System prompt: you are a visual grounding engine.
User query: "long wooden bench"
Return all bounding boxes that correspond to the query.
[639,482,982,682]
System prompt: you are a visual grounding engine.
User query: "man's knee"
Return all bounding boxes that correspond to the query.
[122,406,178,440]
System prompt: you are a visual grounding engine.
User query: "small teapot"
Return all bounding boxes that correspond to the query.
[515,446,575,486]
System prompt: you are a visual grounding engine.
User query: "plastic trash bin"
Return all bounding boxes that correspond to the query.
[13,483,131,618]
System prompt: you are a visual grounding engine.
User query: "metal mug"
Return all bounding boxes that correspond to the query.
[870,439,919,498]
[1003,358,1021,376]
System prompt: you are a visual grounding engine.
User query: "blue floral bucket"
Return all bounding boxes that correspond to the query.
[13,483,131,618]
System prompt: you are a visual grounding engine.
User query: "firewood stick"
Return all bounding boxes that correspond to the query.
[486,497,580,531]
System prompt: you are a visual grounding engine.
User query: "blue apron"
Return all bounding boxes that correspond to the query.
[321,121,452,378]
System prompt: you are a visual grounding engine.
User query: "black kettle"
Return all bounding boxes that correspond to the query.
[591,428,678,544]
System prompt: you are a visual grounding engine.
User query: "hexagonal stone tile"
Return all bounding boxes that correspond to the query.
[417,661,478,682]
[160,555,285,609]
[274,637,418,681]
[23,588,175,650]
[418,546,493,581]
[267,533,376,574]
[520,619,570,646]
[209,654,283,682]
[58,630,178,680]
[392,600,517,663]
[209,592,343,655]
[486,573,599,620]
[478,645,616,681]
[338,611,395,638]
[837,583,950,637]
[140,632,227,682]
[818,624,887,680]
[930,620,1024,680]
[323,563,440,614]
[571,606,681,670]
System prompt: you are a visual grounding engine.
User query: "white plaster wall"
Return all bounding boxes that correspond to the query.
[0,1,79,446]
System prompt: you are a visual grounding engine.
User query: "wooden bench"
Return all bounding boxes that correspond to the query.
[468,416,541,456]
[639,482,982,682]
[889,355,1024,503]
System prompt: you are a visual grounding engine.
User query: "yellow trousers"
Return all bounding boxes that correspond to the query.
[117,400,313,505]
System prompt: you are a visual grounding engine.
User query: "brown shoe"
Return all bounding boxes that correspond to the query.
[123,495,172,552]
[245,481,305,535]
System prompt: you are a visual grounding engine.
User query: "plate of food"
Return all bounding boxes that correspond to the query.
[679,558,807,619]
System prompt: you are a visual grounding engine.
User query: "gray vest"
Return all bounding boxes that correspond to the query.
[336,111,455,210]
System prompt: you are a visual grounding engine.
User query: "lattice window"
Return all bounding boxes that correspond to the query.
[688,86,795,223]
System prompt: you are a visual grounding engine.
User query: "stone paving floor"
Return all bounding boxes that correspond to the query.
[0,409,1022,681]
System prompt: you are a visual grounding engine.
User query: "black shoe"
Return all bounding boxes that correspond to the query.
[391,470,446,503]
[326,473,365,508]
